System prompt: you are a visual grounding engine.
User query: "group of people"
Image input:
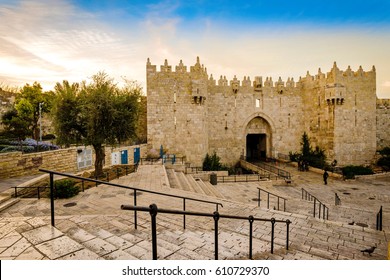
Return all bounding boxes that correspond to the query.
[297,160,309,171]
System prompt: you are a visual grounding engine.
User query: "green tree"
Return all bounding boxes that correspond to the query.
[300,132,311,161]
[1,82,53,140]
[52,73,142,176]
[52,80,85,146]
[290,132,326,169]
[203,152,224,171]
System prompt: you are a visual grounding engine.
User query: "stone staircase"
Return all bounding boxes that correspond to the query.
[0,164,388,260]
[0,193,20,213]
[166,169,225,199]
[1,195,386,260]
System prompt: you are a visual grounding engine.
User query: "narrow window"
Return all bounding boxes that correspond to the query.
[256,99,260,108]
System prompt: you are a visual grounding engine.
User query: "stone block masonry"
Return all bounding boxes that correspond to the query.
[147,57,389,167]
[0,144,147,179]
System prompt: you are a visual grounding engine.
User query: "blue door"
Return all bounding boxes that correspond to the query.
[121,150,128,164]
[133,147,140,164]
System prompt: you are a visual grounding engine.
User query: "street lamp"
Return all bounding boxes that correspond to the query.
[39,102,44,142]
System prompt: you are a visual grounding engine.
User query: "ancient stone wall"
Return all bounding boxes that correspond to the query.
[377,99,390,150]
[147,57,387,167]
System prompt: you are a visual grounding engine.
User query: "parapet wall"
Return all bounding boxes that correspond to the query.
[0,144,147,179]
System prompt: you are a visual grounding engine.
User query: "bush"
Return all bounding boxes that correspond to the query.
[203,152,223,171]
[341,165,374,179]
[289,132,326,169]
[54,179,80,199]
[377,147,390,171]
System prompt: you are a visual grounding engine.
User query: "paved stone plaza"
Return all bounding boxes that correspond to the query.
[0,163,389,260]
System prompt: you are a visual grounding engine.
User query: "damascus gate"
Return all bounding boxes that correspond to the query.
[146,57,390,167]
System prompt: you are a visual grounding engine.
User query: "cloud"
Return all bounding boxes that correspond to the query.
[0,0,389,99]
[0,0,142,88]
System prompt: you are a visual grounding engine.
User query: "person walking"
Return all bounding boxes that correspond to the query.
[323,170,329,185]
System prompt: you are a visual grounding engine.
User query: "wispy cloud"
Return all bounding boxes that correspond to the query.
[0,0,141,88]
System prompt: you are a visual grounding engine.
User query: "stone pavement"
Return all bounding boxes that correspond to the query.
[0,163,389,260]
[0,174,43,193]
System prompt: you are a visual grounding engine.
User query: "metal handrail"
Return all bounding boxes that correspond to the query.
[376,206,383,231]
[241,157,291,179]
[121,203,291,260]
[14,165,136,199]
[301,188,329,220]
[257,188,287,211]
[39,169,223,228]
[185,166,203,174]
[218,174,275,183]
[13,186,49,199]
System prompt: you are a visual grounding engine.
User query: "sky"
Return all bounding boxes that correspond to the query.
[0,0,390,98]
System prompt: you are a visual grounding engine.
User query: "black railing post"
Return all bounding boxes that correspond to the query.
[267,192,270,209]
[277,197,280,211]
[213,211,220,260]
[248,215,254,260]
[134,190,137,229]
[286,219,291,250]
[313,198,316,218]
[377,206,383,231]
[323,206,326,220]
[284,199,286,212]
[50,172,55,227]
[318,202,321,219]
[258,189,261,207]
[183,198,186,229]
[270,218,275,254]
[14,187,17,198]
[82,180,85,192]
[149,204,158,260]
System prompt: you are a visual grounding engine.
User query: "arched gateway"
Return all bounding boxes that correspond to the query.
[243,114,274,160]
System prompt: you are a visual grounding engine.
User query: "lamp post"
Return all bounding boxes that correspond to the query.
[39,102,44,142]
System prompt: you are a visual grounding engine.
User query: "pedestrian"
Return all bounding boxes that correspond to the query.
[323,170,329,185]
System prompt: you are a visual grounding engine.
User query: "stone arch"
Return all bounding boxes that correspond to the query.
[242,113,275,160]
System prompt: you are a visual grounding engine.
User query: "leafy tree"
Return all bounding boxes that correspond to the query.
[52,73,142,176]
[1,82,52,140]
[52,81,85,146]
[300,132,311,160]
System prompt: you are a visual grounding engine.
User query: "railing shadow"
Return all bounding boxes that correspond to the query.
[121,203,291,260]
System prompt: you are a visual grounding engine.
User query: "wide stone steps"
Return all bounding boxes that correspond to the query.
[1,164,388,260]
[52,212,273,260]
[0,195,20,213]
[166,170,225,199]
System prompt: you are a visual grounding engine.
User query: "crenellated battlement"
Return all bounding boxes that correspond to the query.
[299,62,376,84]
[148,58,374,95]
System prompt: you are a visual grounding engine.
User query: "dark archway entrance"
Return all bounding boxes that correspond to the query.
[246,133,267,160]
